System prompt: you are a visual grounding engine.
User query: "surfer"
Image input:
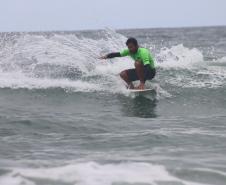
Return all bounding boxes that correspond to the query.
[99,38,156,90]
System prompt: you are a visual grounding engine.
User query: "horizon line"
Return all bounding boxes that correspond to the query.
[0,24,226,34]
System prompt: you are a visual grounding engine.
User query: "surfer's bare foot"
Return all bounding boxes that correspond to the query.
[135,82,145,90]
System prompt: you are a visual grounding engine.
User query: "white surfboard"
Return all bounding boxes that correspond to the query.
[128,88,156,94]
[128,88,153,92]
[126,88,157,99]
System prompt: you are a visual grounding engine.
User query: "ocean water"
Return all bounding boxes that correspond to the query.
[0,26,226,185]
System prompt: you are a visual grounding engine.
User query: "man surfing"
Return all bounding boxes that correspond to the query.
[99,38,156,90]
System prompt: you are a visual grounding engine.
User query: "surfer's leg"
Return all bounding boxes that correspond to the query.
[144,66,156,81]
[134,61,145,89]
[135,61,145,84]
[120,69,140,89]
[120,70,134,89]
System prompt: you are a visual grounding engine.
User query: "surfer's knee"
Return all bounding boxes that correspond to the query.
[120,70,127,79]
[135,61,142,68]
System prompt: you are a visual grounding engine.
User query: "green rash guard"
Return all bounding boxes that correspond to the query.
[120,47,155,69]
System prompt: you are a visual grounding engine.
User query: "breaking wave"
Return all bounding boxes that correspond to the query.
[0,29,225,96]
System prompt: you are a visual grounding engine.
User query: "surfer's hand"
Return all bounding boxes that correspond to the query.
[99,55,107,60]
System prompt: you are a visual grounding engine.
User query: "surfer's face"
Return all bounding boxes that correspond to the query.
[127,43,138,54]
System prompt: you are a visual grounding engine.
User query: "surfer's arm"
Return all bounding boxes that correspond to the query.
[99,52,121,59]
[99,49,129,59]
[100,49,129,59]
[107,52,121,58]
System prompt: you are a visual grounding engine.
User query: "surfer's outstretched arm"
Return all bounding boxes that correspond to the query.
[99,52,121,59]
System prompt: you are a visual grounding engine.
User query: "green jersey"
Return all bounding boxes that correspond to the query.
[120,47,155,69]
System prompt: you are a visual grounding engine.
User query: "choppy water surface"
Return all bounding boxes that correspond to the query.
[0,26,226,185]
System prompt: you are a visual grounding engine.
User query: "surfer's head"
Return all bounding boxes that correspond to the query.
[126,37,138,53]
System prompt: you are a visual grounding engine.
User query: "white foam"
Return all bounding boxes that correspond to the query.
[156,44,204,68]
[0,72,102,92]
[216,56,226,64]
[155,44,226,88]
[0,30,131,94]
[0,30,165,97]
[0,162,208,185]
[0,30,225,96]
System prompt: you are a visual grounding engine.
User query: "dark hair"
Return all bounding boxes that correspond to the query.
[126,37,138,46]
